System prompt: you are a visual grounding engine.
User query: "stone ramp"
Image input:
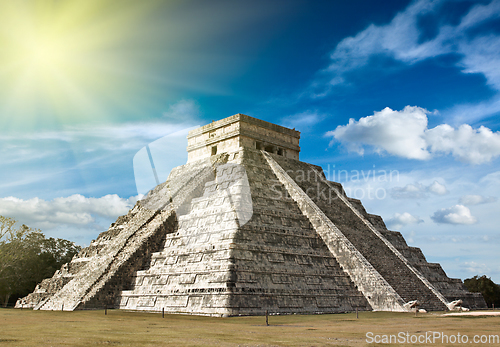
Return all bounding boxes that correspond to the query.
[377,229,486,309]
[80,210,176,308]
[229,150,371,315]
[32,156,220,311]
[36,207,159,311]
[263,151,405,312]
[85,157,229,310]
[16,208,144,309]
[270,153,448,311]
[354,210,486,309]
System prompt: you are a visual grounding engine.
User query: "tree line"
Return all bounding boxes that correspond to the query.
[464,275,500,308]
[0,216,81,307]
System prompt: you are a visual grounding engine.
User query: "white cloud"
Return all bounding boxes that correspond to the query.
[426,124,500,164]
[320,0,442,83]
[391,180,447,199]
[327,106,430,159]
[479,170,500,185]
[444,98,500,125]
[431,204,477,224]
[319,0,500,89]
[0,99,201,146]
[462,261,491,275]
[391,183,428,199]
[0,100,201,197]
[0,121,190,146]
[405,230,416,244]
[162,99,200,121]
[0,194,138,229]
[313,0,500,121]
[281,111,323,131]
[427,181,448,195]
[459,194,497,205]
[328,106,500,164]
[386,212,423,230]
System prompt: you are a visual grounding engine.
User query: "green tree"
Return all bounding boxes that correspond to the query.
[464,275,500,308]
[0,216,81,307]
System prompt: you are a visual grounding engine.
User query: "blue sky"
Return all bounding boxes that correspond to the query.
[1,0,500,282]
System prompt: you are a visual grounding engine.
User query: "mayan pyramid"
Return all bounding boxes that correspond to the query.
[17,114,486,315]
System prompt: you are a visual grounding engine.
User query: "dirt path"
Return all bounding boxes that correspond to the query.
[443,310,500,316]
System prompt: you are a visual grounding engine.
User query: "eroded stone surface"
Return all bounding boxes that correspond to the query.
[16,114,486,314]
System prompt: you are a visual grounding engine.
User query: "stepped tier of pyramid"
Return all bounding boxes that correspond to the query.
[17,114,486,315]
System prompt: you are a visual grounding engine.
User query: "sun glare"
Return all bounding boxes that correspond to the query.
[16,30,76,89]
[0,0,161,127]
[30,39,67,69]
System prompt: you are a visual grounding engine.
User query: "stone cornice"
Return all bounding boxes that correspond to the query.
[186,127,301,152]
[187,114,300,139]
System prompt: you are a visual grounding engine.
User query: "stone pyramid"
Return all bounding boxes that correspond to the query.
[18,114,486,315]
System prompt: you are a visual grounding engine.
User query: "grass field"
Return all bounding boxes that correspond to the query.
[1,308,499,346]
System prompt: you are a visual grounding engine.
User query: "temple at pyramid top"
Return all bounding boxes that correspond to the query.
[186,113,301,162]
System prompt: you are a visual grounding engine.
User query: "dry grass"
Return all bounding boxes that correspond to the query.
[1,308,499,346]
